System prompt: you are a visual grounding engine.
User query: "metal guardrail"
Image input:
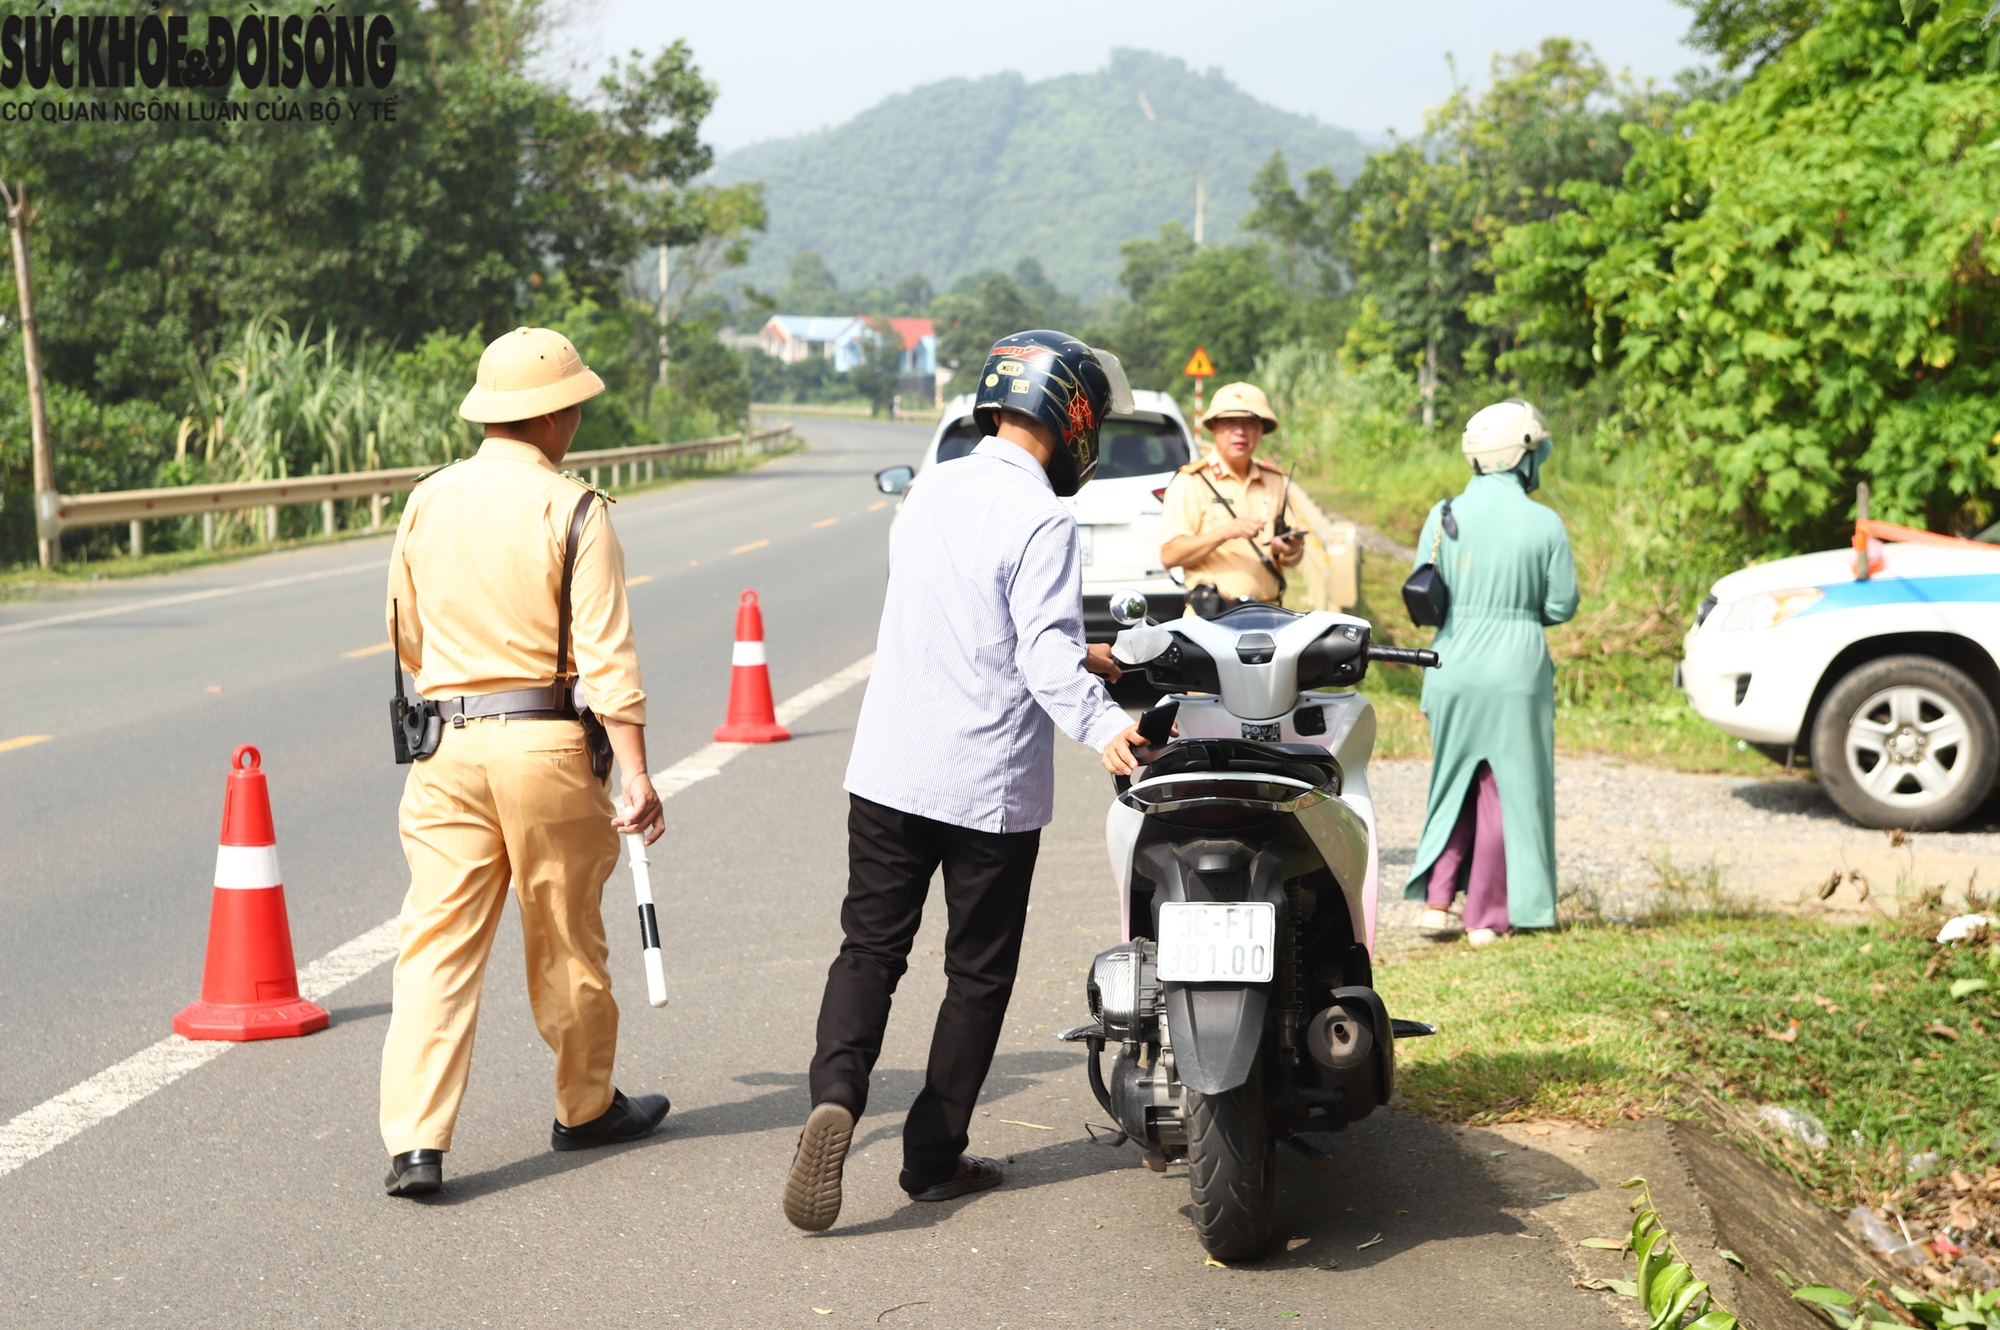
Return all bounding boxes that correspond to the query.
[41,424,795,554]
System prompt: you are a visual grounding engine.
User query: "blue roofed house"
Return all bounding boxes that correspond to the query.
[758,315,858,365]
[759,315,936,376]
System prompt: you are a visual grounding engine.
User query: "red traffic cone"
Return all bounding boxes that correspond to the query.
[172,746,329,1042]
[712,589,791,743]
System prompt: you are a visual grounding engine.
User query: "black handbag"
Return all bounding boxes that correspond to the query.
[1401,499,1455,629]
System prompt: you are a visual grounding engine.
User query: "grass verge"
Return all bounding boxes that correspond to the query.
[1377,889,2000,1262]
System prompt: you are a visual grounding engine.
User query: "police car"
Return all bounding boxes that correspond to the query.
[1679,525,2000,829]
[878,391,1196,641]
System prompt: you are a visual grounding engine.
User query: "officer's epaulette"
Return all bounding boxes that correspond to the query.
[1176,459,1209,475]
[558,470,616,503]
[408,457,463,486]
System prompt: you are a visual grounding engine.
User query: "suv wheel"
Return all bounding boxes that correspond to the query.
[1810,654,1999,830]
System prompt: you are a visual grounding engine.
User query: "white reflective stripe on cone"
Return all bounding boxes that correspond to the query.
[213,843,283,890]
[731,640,766,667]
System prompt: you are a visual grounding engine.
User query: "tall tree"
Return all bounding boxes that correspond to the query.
[0,1,739,403]
[1244,39,1683,385]
[1483,0,2000,543]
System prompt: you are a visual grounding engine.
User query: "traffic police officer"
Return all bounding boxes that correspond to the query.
[1159,381,1312,612]
[379,327,669,1198]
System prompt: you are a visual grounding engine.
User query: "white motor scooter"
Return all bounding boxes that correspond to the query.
[1061,590,1438,1261]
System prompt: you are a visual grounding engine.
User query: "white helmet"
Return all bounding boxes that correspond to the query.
[1462,398,1551,474]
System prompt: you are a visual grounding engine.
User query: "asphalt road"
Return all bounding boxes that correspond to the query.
[0,419,1621,1328]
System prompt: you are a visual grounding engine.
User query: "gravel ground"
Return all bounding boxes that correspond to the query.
[1367,755,2000,940]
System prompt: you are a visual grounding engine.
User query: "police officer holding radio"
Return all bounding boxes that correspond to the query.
[782,330,1153,1233]
[378,326,669,1199]
[1160,381,1310,614]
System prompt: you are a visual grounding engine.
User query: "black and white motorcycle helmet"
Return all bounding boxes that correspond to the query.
[972,329,1134,497]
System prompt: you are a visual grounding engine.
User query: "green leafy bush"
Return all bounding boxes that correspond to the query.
[1483,0,2000,548]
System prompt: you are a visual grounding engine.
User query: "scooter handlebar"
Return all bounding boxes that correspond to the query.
[1367,644,1440,668]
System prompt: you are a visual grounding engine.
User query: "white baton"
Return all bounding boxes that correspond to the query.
[619,807,669,1009]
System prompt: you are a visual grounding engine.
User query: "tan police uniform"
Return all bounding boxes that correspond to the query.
[378,331,645,1156]
[1163,380,1327,607]
[1162,452,1306,604]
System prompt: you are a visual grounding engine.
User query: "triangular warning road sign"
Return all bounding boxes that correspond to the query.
[1182,346,1216,378]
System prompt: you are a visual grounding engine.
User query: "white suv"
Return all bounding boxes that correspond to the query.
[883,391,1196,640]
[1679,536,2000,829]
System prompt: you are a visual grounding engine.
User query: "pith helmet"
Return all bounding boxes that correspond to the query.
[1198,381,1278,432]
[1462,398,1551,474]
[457,327,607,424]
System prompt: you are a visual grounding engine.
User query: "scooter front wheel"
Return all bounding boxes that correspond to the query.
[1183,1056,1276,1261]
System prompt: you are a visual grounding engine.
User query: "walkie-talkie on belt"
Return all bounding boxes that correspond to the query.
[390,599,441,764]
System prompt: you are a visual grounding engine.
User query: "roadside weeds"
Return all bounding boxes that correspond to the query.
[1378,866,2000,1294]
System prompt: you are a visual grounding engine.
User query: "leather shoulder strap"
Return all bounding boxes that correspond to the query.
[1194,465,1287,595]
[556,489,595,691]
[1193,466,1237,516]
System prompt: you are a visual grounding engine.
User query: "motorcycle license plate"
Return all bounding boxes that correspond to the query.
[1155,902,1276,983]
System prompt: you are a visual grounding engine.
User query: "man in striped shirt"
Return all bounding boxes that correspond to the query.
[784,330,1148,1231]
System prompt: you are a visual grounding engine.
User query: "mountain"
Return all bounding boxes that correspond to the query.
[710,49,1369,300]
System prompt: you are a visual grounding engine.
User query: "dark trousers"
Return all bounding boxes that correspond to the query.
[809,794,1041,1187]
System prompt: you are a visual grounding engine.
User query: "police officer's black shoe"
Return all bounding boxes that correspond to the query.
[550,1089,670,1152]
[384,1149,444,1197]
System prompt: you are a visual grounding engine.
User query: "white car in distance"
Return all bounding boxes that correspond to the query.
[875,390,1196,640]
[1679,530,2000,830]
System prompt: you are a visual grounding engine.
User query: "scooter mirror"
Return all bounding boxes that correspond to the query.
[875,465,915,496]
[1108,588,1149,626]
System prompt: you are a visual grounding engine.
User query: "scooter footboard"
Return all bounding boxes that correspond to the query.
[1164,984,1268,1096]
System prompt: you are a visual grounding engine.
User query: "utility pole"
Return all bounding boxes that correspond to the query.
[2,180,53,569]
[1194,166,1205,248]
[668,241,684,394]
[1419,235,1441,429]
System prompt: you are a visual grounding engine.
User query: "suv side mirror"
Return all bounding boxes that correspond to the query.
[1108,588,1150,626]
[875,465,915,496]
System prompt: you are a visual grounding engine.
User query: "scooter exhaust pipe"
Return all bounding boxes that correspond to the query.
[1307,1003,1375,1071]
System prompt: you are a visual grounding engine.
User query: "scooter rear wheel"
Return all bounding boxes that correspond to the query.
[1184,1056,1276,1261]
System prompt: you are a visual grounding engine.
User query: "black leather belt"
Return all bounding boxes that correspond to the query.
[436,685,578,726]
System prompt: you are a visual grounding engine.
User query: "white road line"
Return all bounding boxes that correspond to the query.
[647,653,875,799]
[0,653,873,1179]
[0,558,388,637]
[297,920,403,1002]
[773,654,875,725]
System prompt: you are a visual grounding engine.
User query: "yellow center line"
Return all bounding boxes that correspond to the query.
[730,538,771,554]
[625,574,655,587]
[0,734,52,754]
[342,642,393,659]
[867,501,888,512]
[811,518,838,529]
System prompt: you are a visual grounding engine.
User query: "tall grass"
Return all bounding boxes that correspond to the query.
[172,314,480,486]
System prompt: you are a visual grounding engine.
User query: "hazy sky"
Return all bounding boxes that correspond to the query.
[552,1,1702,152]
